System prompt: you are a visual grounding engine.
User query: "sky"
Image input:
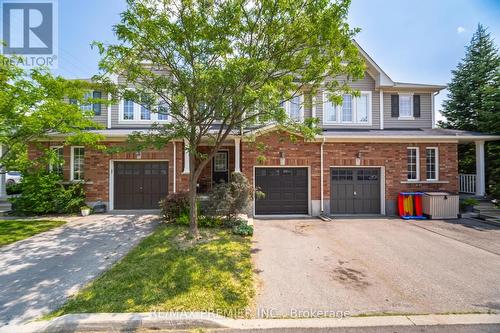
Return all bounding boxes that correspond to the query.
[50,0,500,121]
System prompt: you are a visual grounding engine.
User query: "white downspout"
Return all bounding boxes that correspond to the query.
[379,89,384,129]
[173,141,177,193]
[432,92,438,129]
[320,137,325,213]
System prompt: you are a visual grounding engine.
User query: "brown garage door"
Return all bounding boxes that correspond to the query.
[330,168,380,214]
[114,162,168,209]
[255,167,308,215]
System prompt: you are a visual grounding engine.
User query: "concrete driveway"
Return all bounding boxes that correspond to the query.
[252,218,500,318]
[0,212,159,326]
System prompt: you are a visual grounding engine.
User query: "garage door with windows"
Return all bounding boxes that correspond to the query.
[114,162,168,209]
[255,167,308,215]
[330,168,380,214]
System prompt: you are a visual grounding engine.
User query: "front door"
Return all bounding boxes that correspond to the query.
[330,168,381,214]
[212,151,229,184]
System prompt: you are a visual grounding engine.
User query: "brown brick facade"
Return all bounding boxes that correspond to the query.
[241,130,458,215]
[30,130,458,215]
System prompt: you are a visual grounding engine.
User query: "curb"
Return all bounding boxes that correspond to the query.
[2,312,499,333]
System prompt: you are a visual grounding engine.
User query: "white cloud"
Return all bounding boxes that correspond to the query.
[457,26,466,34]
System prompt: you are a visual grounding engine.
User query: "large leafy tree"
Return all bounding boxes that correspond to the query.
[0,54,106,172]
[95,0,365,237]
[438,24,500,198]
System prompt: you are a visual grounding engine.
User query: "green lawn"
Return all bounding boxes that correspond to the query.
[0,219,66,246]
[50,225,254,318]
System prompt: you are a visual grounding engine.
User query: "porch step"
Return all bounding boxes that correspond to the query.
[474,200,500,226]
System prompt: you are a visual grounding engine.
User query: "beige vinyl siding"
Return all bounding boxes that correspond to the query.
[313,72,380,129]
[383,92,432,128]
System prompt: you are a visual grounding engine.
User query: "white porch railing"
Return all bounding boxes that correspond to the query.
[459,174,476,194]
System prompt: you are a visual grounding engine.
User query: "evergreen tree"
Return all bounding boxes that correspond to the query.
[438,24,500,198]
[439,24,499,131]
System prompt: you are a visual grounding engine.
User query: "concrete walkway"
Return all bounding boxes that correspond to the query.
[0,212,159,326]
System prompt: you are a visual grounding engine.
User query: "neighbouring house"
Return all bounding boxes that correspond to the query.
[29,43,500,216]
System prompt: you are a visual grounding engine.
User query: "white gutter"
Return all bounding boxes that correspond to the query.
[320,137,325,213]
[379,89,384,129]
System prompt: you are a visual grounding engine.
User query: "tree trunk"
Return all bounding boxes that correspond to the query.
[188,152,199,238]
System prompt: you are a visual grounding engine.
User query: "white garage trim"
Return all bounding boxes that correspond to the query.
[109,159,170,211]
[329,165,386,215]
[253,165,311,218]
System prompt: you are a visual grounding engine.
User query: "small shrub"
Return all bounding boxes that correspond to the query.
[232,221,254,237]
[206,172,253,220]
[6,182,22,195]
[175,212,190,225]
[10,172,85,215]
[160,192,190,222]
[198,215,224,228]
[462,198,479,206]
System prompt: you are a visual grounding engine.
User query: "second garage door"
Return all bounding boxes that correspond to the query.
[114,162,168,209]
[330,168,381,214]
[255,167,308,215]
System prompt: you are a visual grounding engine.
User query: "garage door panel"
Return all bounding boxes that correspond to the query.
[255,167,308,215]
[114,162,169,210]
[331,168,380,215]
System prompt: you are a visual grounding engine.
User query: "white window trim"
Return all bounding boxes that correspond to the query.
[322,91,372,126]
[407,147,420,181]
[49,146,64,173]
[425,147,439,181]
[283,94,304,122]
[118,99,171,124]
[70,146,85,181]
[398,92,414,119]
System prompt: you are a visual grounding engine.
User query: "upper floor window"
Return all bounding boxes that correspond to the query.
[71,147,85,181]
[158,103,169,121]
[141,105,151,120]
[120,100,170,122]
[289,95,302,121]
[399,94,413,118]
[279,95,303,122]
[323,91,371,125]
[426,147,438,181]
[123,100,135,120]
[407,147,419,181]
[70,91,102,116]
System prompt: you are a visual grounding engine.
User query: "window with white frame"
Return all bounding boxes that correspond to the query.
[121,100,170,122]
[123,100,135,120]
[426,147,438,180]
[407,147,419,181]
[49,146,64,175]
[399,94,413,118]
[288,95,302,121]
[71,147,85,181]
[141,105,151,120]
[341,94,353,122]
[158,102,169,120]
[323,95,337,122]
[323,92,371,124]
[356,94,369,123]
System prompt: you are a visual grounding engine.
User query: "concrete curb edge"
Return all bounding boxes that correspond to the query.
[1,312,499,333]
